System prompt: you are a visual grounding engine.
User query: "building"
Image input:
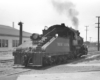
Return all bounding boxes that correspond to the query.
[0,25,32,51]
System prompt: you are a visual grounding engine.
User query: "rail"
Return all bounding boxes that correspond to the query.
[43,28,56,37]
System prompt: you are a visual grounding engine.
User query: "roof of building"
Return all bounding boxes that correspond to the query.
[0,25,32,38]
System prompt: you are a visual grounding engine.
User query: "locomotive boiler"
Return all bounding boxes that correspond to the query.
[13,23,88,67]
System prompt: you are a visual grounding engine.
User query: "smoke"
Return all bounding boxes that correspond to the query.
[52,0,79,30]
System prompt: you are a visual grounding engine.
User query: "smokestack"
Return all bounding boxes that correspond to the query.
[52,0,79,30]
[18,21,23,45]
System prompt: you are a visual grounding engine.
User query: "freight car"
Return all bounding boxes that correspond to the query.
[13,23,88,67]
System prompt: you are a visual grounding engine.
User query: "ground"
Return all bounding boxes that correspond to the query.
[0,46,100,80]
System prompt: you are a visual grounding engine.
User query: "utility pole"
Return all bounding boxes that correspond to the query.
[12,22,14,28]
[90,37,92,42]
[96,16,100,51]
[85,26,89,42]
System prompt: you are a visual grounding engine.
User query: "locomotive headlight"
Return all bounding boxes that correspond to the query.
[31,34,38,40]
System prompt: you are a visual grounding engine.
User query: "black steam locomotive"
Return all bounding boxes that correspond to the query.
[13,23,88,67]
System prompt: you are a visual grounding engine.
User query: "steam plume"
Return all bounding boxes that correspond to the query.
[52,0,79,30]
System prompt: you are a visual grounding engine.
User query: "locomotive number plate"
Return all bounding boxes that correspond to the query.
[57,43,69,46]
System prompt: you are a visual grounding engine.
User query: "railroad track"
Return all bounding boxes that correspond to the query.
[5,58,85,77]
[0,50,99,77]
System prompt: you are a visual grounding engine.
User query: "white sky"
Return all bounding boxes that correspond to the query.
[0,0,99,42]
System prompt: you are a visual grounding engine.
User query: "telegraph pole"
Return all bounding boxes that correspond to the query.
[90,37,92,42]
[12,22,14,28]
[96,16,100,51]
[85,26,89,42]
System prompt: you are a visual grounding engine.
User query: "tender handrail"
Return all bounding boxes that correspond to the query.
[43,28,56,37]
[42,36,57,49]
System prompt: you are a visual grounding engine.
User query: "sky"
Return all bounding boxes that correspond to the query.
[0,0,99,42]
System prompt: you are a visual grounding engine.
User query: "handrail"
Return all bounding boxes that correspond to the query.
[42,36,57,49]
[43,28,56,37]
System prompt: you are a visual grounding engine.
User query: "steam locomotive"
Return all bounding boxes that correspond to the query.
[13,23,88,67]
